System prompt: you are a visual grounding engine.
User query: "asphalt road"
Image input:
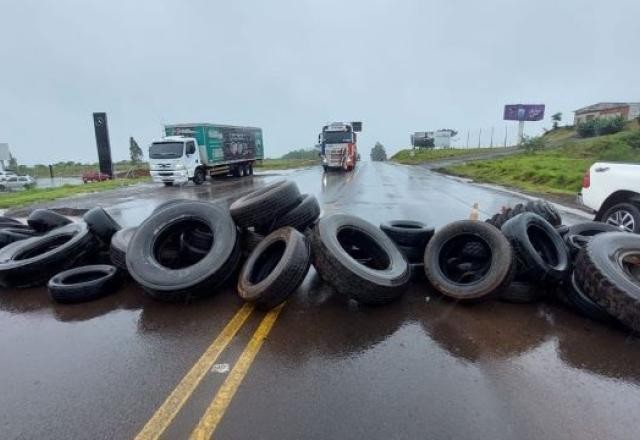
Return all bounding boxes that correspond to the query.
[1,162,639,440]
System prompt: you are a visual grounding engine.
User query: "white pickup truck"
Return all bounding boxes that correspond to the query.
[579,162,640,232]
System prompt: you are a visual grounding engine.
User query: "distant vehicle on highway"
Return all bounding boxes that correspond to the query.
[149,123,264,187]
[0,174,35,191]
[82,170,111,183]
[317,121,361,172]
[579,162,640,232]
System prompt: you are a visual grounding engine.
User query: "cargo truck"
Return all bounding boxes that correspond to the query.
[317,121,361,172]
[149,123,264,186]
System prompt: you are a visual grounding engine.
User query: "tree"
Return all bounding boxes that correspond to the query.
[130,137,144,163]
[521,135,546,154]
[8,153,17,170]
[280,149,318,160]
[551,112,562,130]
[439,129,458,137]
[370,142,387,161]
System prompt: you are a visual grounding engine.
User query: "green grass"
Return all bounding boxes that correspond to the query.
[15,162,149,178]
[0,177,150,209]
[391,147,505,164]
[255,158,320,170]
[444,127,640,195]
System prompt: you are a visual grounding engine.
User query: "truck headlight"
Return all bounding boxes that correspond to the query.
[322,157,327,163]
[174,163,185,170]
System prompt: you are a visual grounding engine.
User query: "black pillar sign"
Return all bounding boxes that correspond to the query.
[92,112,113,177]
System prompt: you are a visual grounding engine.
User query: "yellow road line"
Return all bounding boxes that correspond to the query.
[190,303,285,440]
[135,303,254,440]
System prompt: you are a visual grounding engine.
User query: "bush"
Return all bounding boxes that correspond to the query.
[521,136,546,154]
[577,119,599,138]
[622,130,640,149]
[597,116,626,135]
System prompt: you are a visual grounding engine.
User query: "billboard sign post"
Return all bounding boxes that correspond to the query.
[503,104,545,145]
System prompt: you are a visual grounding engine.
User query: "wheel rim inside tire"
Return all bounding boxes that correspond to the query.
[337,227,390,270]
[438,234,492,284]
[526,224,559,267]
[606,210,635,232]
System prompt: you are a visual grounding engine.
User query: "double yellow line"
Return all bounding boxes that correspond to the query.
[135,302,284,440]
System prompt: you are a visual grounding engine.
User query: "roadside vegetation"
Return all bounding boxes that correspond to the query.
[444,121,640,196]
[0,177,149,209]
[256,148,320,170]
[370,142,387,161]
[392,147,506,164]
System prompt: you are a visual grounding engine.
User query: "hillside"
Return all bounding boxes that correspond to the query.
[444,121,640,196]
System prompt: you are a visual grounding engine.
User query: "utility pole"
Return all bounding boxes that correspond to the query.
[517,120,525,145]
[466,130,470,148]
[478,128,482,148]
[490,126,494,148]
[504,125,508,147]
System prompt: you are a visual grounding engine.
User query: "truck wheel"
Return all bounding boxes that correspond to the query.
[602,203,640,233]
[322,165,328,172]
[248,164,254,175]
[193,168,205,185]
[164,182,174,187]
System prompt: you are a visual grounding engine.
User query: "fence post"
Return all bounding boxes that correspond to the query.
[49,164,54,179]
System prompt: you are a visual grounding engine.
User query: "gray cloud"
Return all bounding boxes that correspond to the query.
[1,0,638,164]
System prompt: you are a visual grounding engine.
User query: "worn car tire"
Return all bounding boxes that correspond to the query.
[0,223,96,287]
[564,222,620,258]
[230,180,301,228]
[0,228,38,248]
[241,229,265,255]
[26,209,72,233]
[48,264,122,304]
[501,212,570,285]
[271,194,321,232]
[83,207,121,246]
[424,220,514,302]
[310,214,410,305]
[574,232,640,331]
[397,244,424,264]
[487,200,561,229]
[563,270,615,323]
[152,199,192,214]
[499,281,546,304]
[110,227,137,271]
[127,201,240,301]
[238,227,311,309]
[0,216,21,225]
[380,220,434,248]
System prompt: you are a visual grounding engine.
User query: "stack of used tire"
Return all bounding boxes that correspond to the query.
[380,221,434,282]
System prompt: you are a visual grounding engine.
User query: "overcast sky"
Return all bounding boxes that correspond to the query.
[1,0,639,164]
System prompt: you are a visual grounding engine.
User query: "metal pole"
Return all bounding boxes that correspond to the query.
[504,125,508,147]
[490,126,494,148]
[49,164,54,179]
[517,120,525,145]
[466,130,470,148]
[478,128,482,148]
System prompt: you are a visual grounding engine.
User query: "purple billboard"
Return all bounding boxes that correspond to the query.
[503,104,545,121]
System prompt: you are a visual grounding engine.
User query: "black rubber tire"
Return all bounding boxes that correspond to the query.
[126,201,239,301]
[556,225,570,237]
[238,227,311,309]
[0,216,22,225]
[310,214,410,305]
[564,222,620,258]
[0,228,39,248]
[193,168,205,185]
[601,202,640,233]
[397,244,424,264]
[271,194,321,232]
[0,223,96,288]
[230,180,301,228]
[26,209,71,233]
[241,229,265,255]
[380,220,435,248]
[409,263,426,282]
[152,199,192,214]
[83,207,121,247]
[486,200,561,229]
[248,164,254,175]
[182,226,214,250]
[110,227,137,271]
[0,221,33,231]
[424,220,514,302]
[563,270,615,323]
[48,264,122,304]
[574,232,640,331]
[501,212,570,285]
[499,281,546,304]
[164,182,174,187]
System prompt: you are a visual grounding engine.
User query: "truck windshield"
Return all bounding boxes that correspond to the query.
[323,131,353,144]
[149,142,184,159]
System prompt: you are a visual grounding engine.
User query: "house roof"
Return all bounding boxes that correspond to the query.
[574,102,640,114]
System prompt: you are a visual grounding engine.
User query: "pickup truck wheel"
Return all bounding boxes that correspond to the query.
[193,168,205,185]
[602,203,640,233]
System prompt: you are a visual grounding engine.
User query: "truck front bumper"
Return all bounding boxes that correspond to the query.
[150,170,189,184]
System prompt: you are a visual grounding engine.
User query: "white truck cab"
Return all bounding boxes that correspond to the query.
[579,162,640,232]
[148,136,202,187]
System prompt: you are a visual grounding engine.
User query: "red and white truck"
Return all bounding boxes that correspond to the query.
[317,121,361,172]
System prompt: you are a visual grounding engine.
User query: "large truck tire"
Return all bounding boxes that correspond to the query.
[271,194,321,232]
[424,220,514,302]
[501,212,570,285]
[26,209,72,233]
[48,264,122,304]
[230,180,301,228]
[83,207,121,247]
[380,220,434,248]
[561,271,615,323]
[241,229,265,256]
[0,223,96,288]
[126,201,239,302]
[192,168,206,185]
[310,214,410,305]
[110,227,137,271]
[238,227,311,310]
[0,228,39,249]
[574,232,640,331]
[487,200,561,229]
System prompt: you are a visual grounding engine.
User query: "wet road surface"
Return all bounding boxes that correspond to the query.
[1,162,639,440]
